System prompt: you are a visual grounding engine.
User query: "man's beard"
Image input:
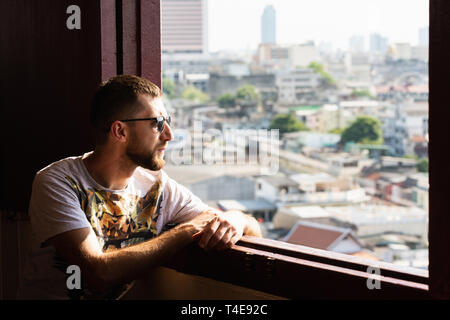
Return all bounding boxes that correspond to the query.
[126,143,165,171]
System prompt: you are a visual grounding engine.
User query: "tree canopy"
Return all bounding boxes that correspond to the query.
[236,84,261,104]
[329,128,344,135]
[269,113,309,136]
[217,92,236,108]
[351,89,374,99]
[181,85,209,103]
[417,158,429,172]
[162,77,176,99]
[308,62,336,87]
[340,116,384,145]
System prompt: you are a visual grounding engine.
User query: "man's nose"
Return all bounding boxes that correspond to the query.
[161,121,173,141]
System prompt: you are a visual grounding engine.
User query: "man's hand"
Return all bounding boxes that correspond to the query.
[182,209,261,251]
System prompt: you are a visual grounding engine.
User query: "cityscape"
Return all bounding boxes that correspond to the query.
[160,0,429,270]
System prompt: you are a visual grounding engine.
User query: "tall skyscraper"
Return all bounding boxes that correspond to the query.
[370,33,388,54]
[161,0,208,54]
[261,5,276,44]
[419,26,429,47]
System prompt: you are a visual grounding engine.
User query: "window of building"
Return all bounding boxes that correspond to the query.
[160,0,431,282]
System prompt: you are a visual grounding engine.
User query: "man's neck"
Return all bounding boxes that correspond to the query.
[82,148,137,190]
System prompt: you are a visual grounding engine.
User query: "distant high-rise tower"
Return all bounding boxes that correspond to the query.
[261,5,276,44]
[419,26,429,47]
[370,33,388,54]
[161,0,208,54]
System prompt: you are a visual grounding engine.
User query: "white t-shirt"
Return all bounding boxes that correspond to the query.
[17,153,209,300]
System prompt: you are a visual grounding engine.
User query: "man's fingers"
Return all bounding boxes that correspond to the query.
[198,218,220,249]
[192,216,218,240]
[192,232,202,240]
[214,228,235,251]
[204,222,231,250]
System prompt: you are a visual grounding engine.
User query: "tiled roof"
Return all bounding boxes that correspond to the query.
[365,173,381,181]
[284,221,352,251]
[411,135,427,143]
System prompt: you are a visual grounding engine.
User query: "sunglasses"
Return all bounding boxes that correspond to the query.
[119,115,172,133]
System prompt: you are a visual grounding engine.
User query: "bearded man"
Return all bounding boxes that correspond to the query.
[19,75,261,300]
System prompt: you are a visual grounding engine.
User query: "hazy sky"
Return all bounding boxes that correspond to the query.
[208,0,429,52]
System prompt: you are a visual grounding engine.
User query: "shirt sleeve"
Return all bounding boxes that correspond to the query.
[160,177,210,227]
[29,170,91,247]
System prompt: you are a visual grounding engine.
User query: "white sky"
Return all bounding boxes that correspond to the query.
[207,0,429,53]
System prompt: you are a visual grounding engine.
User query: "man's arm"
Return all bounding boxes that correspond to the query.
[47,210,220,293]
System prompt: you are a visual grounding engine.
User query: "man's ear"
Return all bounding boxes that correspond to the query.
[110,120,128,142]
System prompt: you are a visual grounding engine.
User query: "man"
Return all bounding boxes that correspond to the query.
[20,75,261,300]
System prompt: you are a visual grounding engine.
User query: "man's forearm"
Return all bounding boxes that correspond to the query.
[88,210,261,292]
[93,223,194,292]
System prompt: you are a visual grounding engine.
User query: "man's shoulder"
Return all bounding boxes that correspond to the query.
[34,155,83,183]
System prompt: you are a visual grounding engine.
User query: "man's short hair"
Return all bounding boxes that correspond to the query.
[90,75,162,145]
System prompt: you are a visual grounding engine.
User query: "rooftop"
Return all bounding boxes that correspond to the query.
[258,175,298,188]
[324,205,427,226]
[217,199,277,212]
[280,205,331,219]
[290,172,336,184]
[164,164,264,185]
[283,220,363,253]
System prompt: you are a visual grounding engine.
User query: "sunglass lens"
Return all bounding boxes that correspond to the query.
[158,120,164,132]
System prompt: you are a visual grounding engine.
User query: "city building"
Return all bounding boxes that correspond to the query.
[344,52,371,82]
[324,204,428,242]
[276,68,321,105]
[419,26,429,47]
[283,221,365,255]
[288,42,319,69]
[161,0,208,54]
[256,43,289,71]
[411,46,429,62]
[261,5,276,45]
[393,43,412,60]
[255,174,300,204]
[208,72,276,101]
[369,33,389,55]
[394,102,429,156]
[256,171,367,206]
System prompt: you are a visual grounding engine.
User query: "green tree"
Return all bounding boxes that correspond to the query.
[181,85,209,103]
[162,77,176,99]
[351,89,374,99]
[402,154,419,160]
[340,116,384,145]
[269,113,309,136]
[217,93,236,108]
[308,62,336,86]
[417,158,429,172]
[329,128,344,135]
[236,84,261,104]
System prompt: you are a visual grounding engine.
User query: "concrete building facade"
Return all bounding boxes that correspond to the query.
[161,0,208,53]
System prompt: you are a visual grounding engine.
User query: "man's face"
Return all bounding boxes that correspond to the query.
[125,95,173,171]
